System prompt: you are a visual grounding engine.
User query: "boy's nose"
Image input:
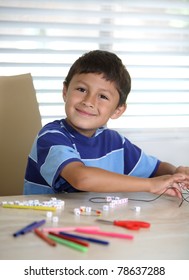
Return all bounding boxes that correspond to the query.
[82,94,96,107]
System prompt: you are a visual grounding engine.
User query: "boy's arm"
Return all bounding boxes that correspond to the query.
[154,161,176,176]
[154,162,189,176]
[60,161,189,197]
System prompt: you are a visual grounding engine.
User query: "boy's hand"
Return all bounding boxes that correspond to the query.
[150,173,189,198]
[175,166,189,175]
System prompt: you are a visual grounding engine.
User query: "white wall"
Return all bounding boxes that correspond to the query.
[117,128,189,166]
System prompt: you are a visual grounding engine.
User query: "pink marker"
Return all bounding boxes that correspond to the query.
[75,228,134,240]
[42,226,100,233]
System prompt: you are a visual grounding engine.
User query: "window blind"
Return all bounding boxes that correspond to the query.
[0,0,189,129]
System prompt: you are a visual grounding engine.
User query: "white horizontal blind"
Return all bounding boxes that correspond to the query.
[0,0,189,129]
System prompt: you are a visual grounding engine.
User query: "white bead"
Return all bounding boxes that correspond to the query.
[106,196,112,202]
[103,205,109,211]
[109,202,115,208]
[122,198,128,204]
[14,201,20,205]
[1,201,7,205]
[74,208,80,215]
[86,207,92,213]
[46,211,53,218]
[57,200,65,206]
[52,216,59,223]
[135,206,141,212]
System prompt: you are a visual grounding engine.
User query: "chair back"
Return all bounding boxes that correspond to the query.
[0,73,42,196]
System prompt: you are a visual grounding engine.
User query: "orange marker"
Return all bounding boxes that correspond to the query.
[34,228,56,246]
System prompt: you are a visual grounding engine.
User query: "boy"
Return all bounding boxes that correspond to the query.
[24,50,189,197]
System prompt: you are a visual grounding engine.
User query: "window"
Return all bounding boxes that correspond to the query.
[0,0,189,129]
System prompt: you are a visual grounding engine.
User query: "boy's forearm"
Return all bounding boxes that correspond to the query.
[61,162,151,193]
[77,167,151,192]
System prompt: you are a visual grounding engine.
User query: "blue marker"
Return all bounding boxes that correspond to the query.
[13,219,46,237]
[59,231,109,245]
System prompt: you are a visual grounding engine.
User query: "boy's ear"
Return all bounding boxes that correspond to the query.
[62,83,67,102]
[111,104,127,119]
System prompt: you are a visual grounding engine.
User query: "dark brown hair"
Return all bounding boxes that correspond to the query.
[64,50,131,105]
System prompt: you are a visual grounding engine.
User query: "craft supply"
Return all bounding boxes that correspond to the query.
[1,198,65,210]
[103,205,109,211]
[49,231,89,247]
[89,196,128,204]
[46,211,53,218]
[74,207,101,216]
[134,206,141,212]
[42,226,100,233]
[86,207,91,213]
[13,219,46,237]
[75,228,134,240]
[48,234,88,252]
[13,221,37,237]
[34,228,56,246]
[74,208,80,215]
[89,188,189,208]
[96,219,150,230]
[52,216,59,223]
[23,219,46,234]
[3,204,57,211]
[59,231,109,245]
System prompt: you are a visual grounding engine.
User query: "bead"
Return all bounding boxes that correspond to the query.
[122,198,128,204]
[109,202,115,208]
[134,206,141,212]
[103,204,109,211]
[74,208,80,216]
[46,211,53,218]
[86,207,92,213]
[95,210,102,215]
[52,216,59,223]
[80,206,86,212]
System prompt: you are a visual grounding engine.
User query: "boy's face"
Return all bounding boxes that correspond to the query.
[63,73,126,137]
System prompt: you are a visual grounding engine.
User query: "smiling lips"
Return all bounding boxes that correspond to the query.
[76,108,97,117]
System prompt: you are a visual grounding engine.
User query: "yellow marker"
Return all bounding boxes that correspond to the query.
[2,204,57,211]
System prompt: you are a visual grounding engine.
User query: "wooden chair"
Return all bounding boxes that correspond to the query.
[0,73,42,196]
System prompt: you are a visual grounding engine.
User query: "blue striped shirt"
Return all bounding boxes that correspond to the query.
[24,119,160,194]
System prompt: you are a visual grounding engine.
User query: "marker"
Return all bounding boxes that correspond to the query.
[75,228,134,240]
[3,204,57,211]
[34,229,57,246]
[13,221,38,237]
[59,231,109,245]
[13,219,46,237]
[42,226,100,233]
[48,231,89,247]
[48,234,88,252]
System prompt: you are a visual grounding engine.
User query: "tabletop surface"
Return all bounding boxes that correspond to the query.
[0,191,188,260]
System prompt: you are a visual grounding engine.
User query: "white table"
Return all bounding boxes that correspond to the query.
[0,192,188,260]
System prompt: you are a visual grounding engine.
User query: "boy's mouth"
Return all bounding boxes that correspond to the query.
[76,108,97,117]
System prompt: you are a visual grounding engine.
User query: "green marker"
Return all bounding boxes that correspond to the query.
[48,234,88,252]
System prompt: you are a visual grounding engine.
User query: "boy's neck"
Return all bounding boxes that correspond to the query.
[64,118,98,138]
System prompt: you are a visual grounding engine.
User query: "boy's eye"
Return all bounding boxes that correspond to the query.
[99,94,109,100]
[77,87,86,93]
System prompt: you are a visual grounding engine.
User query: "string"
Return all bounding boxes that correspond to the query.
[89,187,189,207]
[178,188,189,207]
